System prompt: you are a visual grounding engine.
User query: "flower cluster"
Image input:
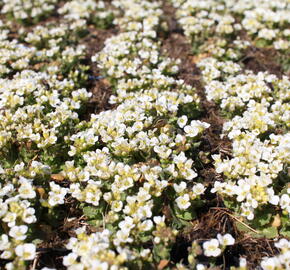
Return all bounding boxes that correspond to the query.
[92,0,198,104]
[174,0,290,268]
[0,0,209,268]
[0,24,88,84]
[0,0,114,268]
[174,0,290,57]
[62,0,209,268]
[200,61,290,221]
[173,234,238,270]
[202,233,235,257]
[260,238,290,270]
[201,65,289,222]
[58,0,112,26]
[0,0,113,80]
[64,227,143,269]
[1,0,288,268]
[0,70,91,153]
[0,171,38,267]
[1,0,57,22]
[174,0,290,223]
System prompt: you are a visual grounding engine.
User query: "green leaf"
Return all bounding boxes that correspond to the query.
[255,212,272,227]
[280,214,290,237]
[191,142,201,149]
[255,39,269,48]
[261,227,278,238]
[153,244,170,261]
[82,205,102,219]
[280,227,290,238]
[87,219,103,227]
[281,214,290,226]
[171,215,188,229]
[223,198,239,212]
[139,234,152,243]
[235,222,262,238]
[235,221,278,239]
[174,205,196,221]
[32,238,43,245]
[178,210,195,221]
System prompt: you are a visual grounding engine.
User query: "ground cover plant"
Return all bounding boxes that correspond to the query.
[0,0,289,269]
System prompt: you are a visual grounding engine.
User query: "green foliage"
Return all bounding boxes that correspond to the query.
[82,203,106,223]
[235,207,279,239]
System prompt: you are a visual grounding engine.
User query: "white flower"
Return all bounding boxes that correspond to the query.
[48,182,68,206]
[241,204,255,220]
[267,189,279,206]
[138,219,153,232]
[9,225,28,240]
[153,216,165,226]
[90,261,108,270]
[154,236,161,244]
[274,238,290,250]
[175,194,191,210]
[235,180,251,202]
[177,115,188,128]
[63,252,78,266]
[173,152,187,165]
[19,182,36,199]
[0,250,12,259]
[203,239,221,257]
[239,258,247,267]
[260,257,278,270]
[217,233,235,246]
[3,212,17,227]
[173,182,187,193]
[140,249,150,258]
[119,216,135,233]
[0,234,10,250]
[153,145,172,159]
[111,200,123,212]
[15,243,36,260]
[196,264,206,270]
[192,183,205,196]
[184,125,199,138]
[280,194,290,209]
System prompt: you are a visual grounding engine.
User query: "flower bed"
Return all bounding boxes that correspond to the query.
[0,0,289,269]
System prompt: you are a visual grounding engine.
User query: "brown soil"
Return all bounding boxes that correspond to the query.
[80,25,118,119]
[161,2,232,182]
[241,46,284,77]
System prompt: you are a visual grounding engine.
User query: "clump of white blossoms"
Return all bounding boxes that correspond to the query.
[58,0,112,24]
[203,233,235,257]
[175,0,290,224]
[0,0,114,268]
[1,0,57,22]
[174,0,289,56]
[62,0,210,268]
[0,0,209,267]
[175,0,290,267]
[260,239,290,270]
[205,65,290,221]
[1,0,288,268]
[64,227,135,269]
